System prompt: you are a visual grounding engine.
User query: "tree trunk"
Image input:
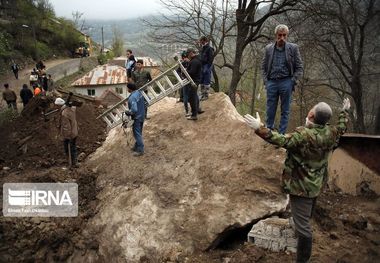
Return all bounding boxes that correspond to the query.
[250,62,259,115]
[228,9,248,105]
[212,66,220,92]
[351,77,366,133]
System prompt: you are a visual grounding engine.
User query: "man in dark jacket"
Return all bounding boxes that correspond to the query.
[199,36,214,101]
[11,61,19,80]
[262,24,303,134]
[186,48,203,120]
[20,84,33,106]
[176,51,190,115]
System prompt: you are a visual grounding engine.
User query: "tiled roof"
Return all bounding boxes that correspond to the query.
[71,64,127,86]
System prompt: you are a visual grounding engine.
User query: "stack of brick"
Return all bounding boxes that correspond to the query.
[248,217,297,253]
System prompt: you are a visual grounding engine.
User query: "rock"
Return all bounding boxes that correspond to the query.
[367,222,374,231]
[85,94,289,261]
[248,217,297,253]
[3,166,11,171]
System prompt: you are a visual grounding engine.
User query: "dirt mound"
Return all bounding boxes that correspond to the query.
[0,97,107,261]
[0,166,101,262]
[0,99,106,170]
[86,93,289,261]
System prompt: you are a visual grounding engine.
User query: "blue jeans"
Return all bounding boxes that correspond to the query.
[183,85,190,113]
[133,121,144,153]
[201,64,213,85]
[266,77,293,134]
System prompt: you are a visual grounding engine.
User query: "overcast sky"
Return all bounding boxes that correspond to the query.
[49,0,162,20]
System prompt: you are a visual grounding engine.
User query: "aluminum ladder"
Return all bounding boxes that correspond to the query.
[97,61,195,129]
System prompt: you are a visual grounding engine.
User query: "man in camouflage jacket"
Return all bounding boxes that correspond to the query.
[244,98,350,263]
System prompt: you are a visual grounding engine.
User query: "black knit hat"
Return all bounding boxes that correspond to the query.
[127,82,137,91]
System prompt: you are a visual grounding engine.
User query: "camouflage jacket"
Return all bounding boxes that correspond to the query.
[255,111,349,198]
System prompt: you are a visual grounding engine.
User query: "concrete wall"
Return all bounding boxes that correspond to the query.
[74,84,128,98]
[46,58,82,81]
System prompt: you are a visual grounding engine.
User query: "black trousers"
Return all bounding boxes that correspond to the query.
[188,84,199,117]
[63,137,77,165]
[290,195,316,263]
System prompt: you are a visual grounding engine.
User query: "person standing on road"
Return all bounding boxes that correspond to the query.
[125,83,146,157]
[55,97,79,167]
[244,98,351,263]
[11,61,19,80]
[47,74,55,92]
[19,84,33,107]
[199,36,214,101]
[262,24,303,134]
[2,83,17,110]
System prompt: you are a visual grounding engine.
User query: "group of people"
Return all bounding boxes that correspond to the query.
[243,24,351,263]
[123,37,214,156]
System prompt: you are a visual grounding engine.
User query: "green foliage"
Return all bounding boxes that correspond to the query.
[0,31,12,58]
[0,0,86,69]
[111,26,124,57]
[97,51,115,65]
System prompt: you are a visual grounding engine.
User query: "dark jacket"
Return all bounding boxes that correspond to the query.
[176,60,189,79]
[200,44,214,65]
[20,87,33,104]
[187,56,202,84]
[261,42,303,84]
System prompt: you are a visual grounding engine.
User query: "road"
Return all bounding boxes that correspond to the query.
[0,58,82,109]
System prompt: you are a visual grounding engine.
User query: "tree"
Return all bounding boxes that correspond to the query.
[144,0,235,91]
[111,26,124,57]
[293,0,380,132]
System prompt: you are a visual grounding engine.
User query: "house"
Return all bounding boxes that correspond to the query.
[71,64,128,99]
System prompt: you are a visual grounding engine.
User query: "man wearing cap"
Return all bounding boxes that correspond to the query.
[126,83,146,156]
[186,48,202,120]
[55,97,79,167]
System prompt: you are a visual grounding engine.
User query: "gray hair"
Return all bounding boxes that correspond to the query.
[313,102,332,125]
[274,24,289,34]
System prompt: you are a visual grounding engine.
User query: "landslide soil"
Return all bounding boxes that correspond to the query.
[0,91,378,262]
[0,98,107,261]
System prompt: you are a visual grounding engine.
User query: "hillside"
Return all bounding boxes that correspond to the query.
[0,0,88,74]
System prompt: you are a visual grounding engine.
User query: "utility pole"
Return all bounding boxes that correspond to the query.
[101,26,104,54]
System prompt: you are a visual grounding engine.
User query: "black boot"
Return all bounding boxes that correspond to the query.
[296,235,312,263]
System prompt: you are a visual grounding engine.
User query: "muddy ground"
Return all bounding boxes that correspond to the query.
[0,92,379,262]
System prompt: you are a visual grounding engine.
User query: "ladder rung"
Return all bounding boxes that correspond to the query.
[156,81,166,93]
[172,70,183,85]
[147,85,158,98]
[164,76,174,88]
[141,91,151,105]
[103,116,112,126]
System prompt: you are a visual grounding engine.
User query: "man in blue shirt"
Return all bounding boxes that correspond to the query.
[126,83,146,156]
[262,24,303,134]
